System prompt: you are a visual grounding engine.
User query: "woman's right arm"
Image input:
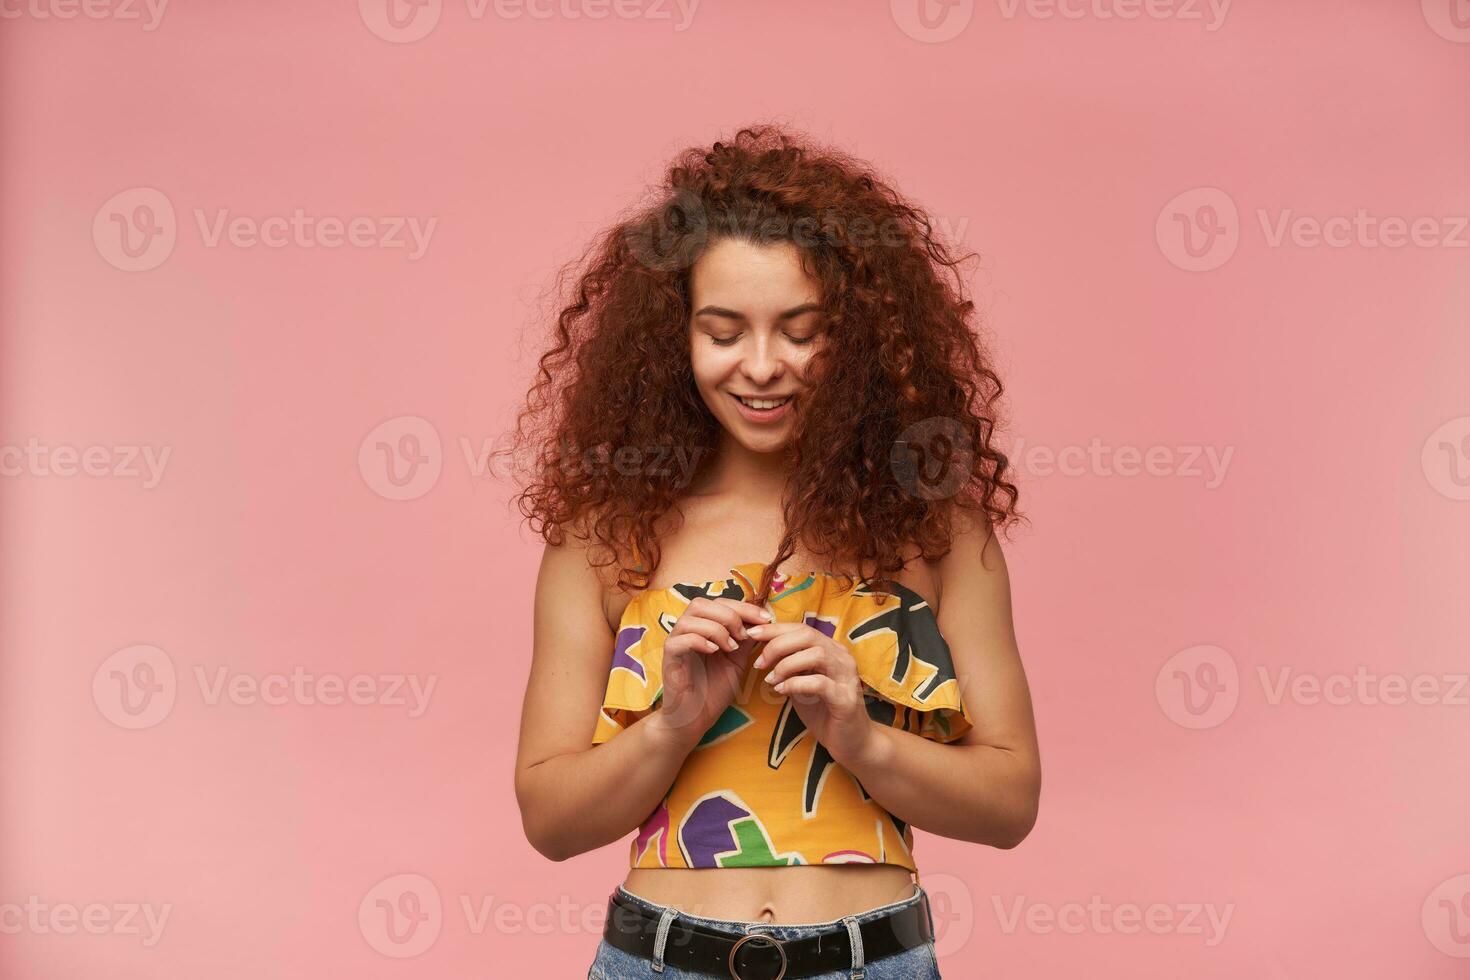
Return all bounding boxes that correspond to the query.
[513,535,696,862]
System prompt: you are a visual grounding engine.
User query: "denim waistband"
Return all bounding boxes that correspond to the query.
[612,880,927,941]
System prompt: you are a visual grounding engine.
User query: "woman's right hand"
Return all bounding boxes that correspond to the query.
[648,597,773,751]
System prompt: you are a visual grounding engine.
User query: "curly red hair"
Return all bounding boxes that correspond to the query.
[502,124,1021,606]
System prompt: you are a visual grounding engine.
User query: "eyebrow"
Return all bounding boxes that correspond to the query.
[693,303,821,322]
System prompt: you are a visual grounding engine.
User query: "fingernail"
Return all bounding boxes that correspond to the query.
[753,655,765,669]
[727,638,739,651]
[762,672,776,684]
[747,625,764,637]
[762,611,774,622]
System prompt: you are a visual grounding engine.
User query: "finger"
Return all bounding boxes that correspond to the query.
[687,598,754,643]
[762,646,829,686]
[772,672,841,705]
[674,614,742,652]
[666,630,723,658]
[748,624,822,666]
[718,598,776,626]
[744,621,809,644]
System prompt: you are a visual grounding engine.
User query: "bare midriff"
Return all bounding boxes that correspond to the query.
[621,864,919,923]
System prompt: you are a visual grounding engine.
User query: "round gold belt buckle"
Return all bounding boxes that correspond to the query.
[728,931,787,980]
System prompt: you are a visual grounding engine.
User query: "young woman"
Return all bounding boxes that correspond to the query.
[509,125,1040,979]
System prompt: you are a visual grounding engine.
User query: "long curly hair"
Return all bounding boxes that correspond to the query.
[502,124,1021,608]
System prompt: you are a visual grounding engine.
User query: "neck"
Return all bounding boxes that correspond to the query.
[691,432,793,501]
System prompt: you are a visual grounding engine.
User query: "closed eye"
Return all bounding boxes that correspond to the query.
[710,332,815,347]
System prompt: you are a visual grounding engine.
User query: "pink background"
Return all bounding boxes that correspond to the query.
[3,1,1468,977]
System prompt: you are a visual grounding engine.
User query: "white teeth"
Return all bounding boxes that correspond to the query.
[736,395,792,410]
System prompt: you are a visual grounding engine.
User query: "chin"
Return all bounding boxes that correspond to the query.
[726,425,792,454]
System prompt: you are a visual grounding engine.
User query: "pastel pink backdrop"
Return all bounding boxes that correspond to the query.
[2,1,1467,977]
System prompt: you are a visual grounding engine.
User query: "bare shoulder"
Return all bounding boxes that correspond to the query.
[928,507,1033,766]
[518,521,626,772]
[913,506,1007,616]
[936,505,1008,586]
[535,517,622,635]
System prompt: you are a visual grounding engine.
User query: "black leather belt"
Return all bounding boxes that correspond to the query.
[602,888,933,979]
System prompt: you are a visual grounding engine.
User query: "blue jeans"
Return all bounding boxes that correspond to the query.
[588,881,943,979]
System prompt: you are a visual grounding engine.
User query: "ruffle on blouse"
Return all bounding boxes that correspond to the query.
[591,561,974,746]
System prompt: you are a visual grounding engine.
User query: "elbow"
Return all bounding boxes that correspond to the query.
[528,830,574,863]
[990,803,1038,849]
[515,772,575,862]
[988,762,1041,850]
[520,807,580,862]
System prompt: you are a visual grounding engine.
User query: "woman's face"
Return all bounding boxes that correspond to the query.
[687,237,825,453]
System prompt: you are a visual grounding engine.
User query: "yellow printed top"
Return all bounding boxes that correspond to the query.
[590,561,974,874]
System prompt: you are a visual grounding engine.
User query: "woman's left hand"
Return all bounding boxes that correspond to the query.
[748,622,877,766]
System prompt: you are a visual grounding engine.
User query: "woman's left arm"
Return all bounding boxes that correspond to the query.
[753,510,1041,849]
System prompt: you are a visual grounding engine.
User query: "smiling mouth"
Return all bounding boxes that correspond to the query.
[732,394,795,410]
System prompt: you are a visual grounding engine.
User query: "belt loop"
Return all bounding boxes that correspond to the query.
[651,907,678,972]
[842,914,865,979]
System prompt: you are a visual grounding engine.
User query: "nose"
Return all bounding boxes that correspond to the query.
[740,334,785,386]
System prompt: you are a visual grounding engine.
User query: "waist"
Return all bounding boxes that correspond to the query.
[622,864,917,922]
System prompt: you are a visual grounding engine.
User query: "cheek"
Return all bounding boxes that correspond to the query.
[687,340,728,390]
[790,346,822,385]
